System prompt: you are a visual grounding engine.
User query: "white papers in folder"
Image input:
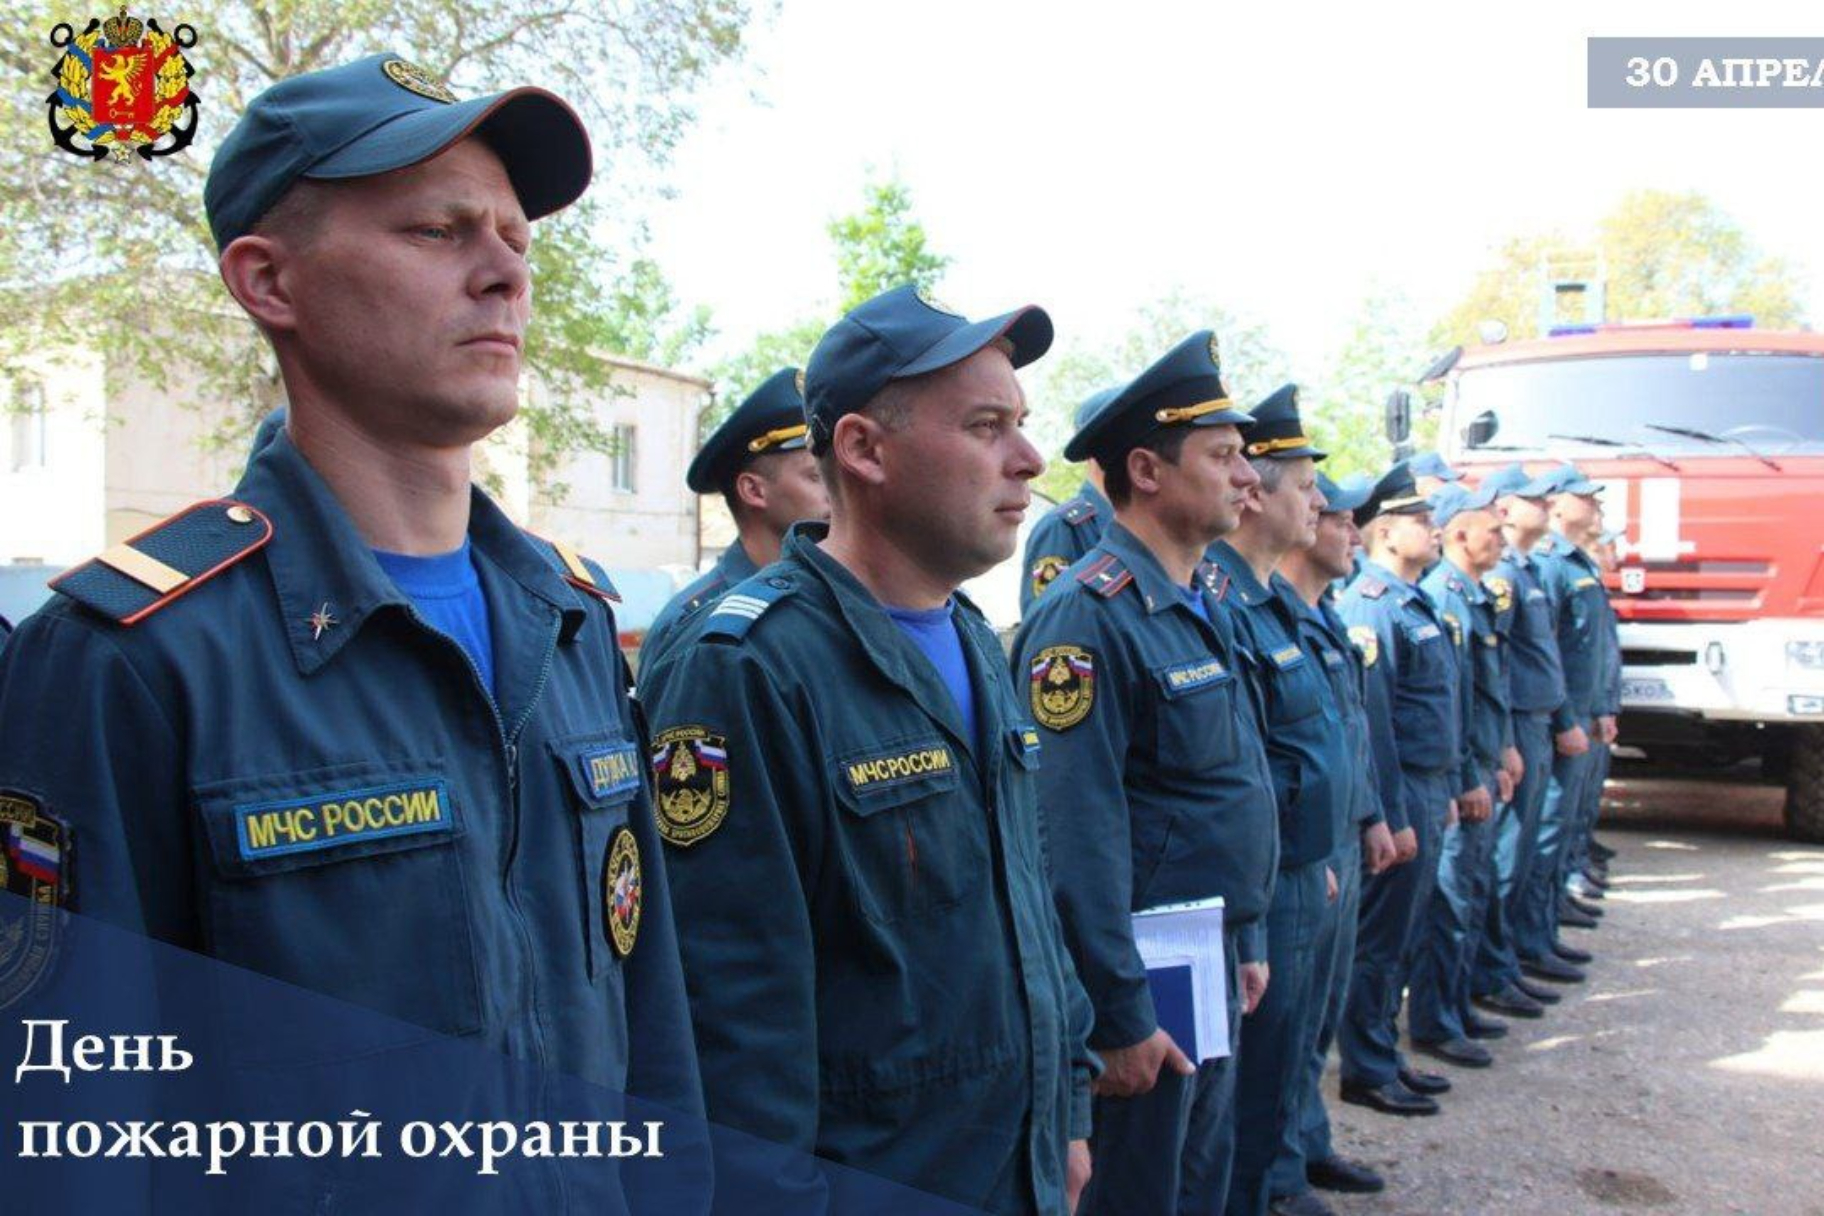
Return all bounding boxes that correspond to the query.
[1132,896,1228,1062]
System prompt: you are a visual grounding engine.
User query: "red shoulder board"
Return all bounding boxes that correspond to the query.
[1358,577,1387,600]
[1076,554,1133,598]
[538,536,621,603]
[50,500,273,627]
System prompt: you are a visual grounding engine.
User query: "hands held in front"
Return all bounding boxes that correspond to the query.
[1093,1026,1196,1098]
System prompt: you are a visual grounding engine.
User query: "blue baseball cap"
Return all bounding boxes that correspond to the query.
[1480,461,1557,500]
[1317,472,1371,515]
[803,285,1052,454]
[687,368,810,494]
[1544,461,1604,497]
[206,54,592,250]
[1429,482,1499,528]
[1410,452,1461,482]
[1064,331,1253,463]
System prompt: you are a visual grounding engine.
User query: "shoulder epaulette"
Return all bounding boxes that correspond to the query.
[701,575,795,642]
[535,535,621,603]
[1200,562,1233,602]
[1062,497,1100,527]
[1358,577,1387,599]
[51,499,272,627]
[682,571,730,613]
[1075,553,1133,599]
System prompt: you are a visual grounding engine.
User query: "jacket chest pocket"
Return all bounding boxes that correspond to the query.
[830,735,988,926]
[1520,593,1553,641]
[194,759,481,1044]
[1149,655,1240,767]
[1262,643,1324,725]
[1402,621,1453,692]
[548,732,645,982]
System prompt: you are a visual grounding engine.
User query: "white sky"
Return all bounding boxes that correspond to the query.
[644,0,1824,381]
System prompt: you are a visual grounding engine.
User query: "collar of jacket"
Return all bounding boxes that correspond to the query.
[236,430,591,676]
[1097,520,1213,616]
[780,521,983,755]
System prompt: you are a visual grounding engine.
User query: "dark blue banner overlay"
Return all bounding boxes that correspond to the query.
[0,890,980,1215]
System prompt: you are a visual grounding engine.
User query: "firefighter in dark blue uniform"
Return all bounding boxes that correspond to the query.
[1012,331,1276,1216]
[1469,464,1568,1018]
[1565,527,1623,904]
[1514,464,1606,985]
[1267,474,1394,1206]
[640,368,828,667]
[1020,387,1119,612]
[638,285,1096,1215]
[1203,384,1347,1216]
[1409,483,1511,1069]
[1335,462,1459,1116]
[0,51,704,1146]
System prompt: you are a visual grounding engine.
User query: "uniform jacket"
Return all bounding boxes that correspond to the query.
[1207,541,1346,870]
[0,433,702,1111]
[1010,520,1279,1053]
[638,522,1094,1216]
[1338,559,1461,831]
[638,541,760,671]
[1019,481,1110,614]
[1534,534,1608,731]
[1484,545,1566,719]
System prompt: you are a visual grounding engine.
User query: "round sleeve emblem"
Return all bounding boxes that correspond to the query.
[1,793,72,1010]
[1348,624,1380,668]
[1029,555,1070,600]
[1485,576,1514,615]
[651,726,731,846]
[1030,645,1095,731]
[602,826,642,960]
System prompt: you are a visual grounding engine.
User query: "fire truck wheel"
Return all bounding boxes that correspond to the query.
[1784,725,1824,843]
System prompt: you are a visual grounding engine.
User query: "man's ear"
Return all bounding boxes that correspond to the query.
[829,413,889,490]
[218,235,298,335]
[733,467,769,513]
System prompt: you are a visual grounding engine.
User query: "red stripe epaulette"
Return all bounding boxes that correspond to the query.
[1076,554,1133,598]
[50,499,273,626]
[533,534,621,603]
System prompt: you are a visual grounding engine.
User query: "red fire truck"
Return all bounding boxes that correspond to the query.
[1395,316,1824,841]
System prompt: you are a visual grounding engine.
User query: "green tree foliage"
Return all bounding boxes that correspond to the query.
[1431,189,1806,352]
[707,174,947,428]
[1307,284,1434,478]
[0,0,750,463]
[828,178,950,313]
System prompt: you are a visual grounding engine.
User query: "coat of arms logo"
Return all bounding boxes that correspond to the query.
[47,6,199,162]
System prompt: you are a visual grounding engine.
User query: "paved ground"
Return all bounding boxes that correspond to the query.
[1320,767,1824,1214]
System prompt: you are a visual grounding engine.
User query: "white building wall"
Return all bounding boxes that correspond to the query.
[528,358,707,570]
[2,342,704,573]
[0,349,108,566]
[103,351,249,547]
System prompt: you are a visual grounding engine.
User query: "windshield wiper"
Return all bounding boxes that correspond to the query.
[1547,433,1681,472]
[1644,423,1780,471]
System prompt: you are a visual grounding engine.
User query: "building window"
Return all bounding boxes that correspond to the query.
[10,380,46,472]
[610,423,637,493]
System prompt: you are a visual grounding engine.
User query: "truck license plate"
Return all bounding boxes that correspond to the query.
[1622,677,1674,703]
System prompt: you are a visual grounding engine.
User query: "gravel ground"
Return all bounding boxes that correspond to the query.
[1320,769,1824,1215]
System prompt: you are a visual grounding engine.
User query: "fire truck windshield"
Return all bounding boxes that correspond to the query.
[1453,352,1824,458]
